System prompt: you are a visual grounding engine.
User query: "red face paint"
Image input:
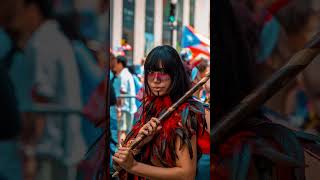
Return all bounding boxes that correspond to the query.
[147,72,171,82]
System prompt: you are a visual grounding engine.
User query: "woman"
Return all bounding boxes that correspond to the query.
[112,45,207,180]
[212,0,320,179]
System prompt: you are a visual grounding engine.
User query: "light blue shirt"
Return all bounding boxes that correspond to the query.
[112,68,137,114]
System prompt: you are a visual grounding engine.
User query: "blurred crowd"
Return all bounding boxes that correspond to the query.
[0,0,108,180]
[231,0,320,134]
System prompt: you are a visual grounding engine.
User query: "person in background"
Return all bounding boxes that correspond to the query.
[245,0,319,119]
[108,52,119,175]
[286,0,320,132]
[0,1,23,180]
[180,48,193,80]
[11,0,86,179]
[56,12,105,148]
[110,55,137,143]
[136,58,145,76]
[128,65,143,108]
[255,0,320,129]
[0,0,21,142]
[213,1,320,179]
[109,69,119,175]
[192,59,210,103]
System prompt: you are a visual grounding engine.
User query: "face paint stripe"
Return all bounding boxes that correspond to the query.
[148,72,170,81]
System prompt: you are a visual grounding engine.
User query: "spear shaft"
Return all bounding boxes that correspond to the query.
[212,32,320,145]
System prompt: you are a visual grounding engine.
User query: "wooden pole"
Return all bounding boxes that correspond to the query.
[211,32,320,145]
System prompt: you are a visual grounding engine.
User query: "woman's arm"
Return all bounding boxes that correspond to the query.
[205,108,210,132]
[113,135,197,180]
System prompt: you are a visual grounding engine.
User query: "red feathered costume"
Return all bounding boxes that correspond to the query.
[211,111,320,180]
[117,95,207,180]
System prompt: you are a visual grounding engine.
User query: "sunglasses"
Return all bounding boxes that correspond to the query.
[147,71,171,82]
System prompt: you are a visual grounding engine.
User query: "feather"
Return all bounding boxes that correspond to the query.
[252,122,304,162]
[175,128,185,150]
[181,107,189,125]
[161,139,166,156]
[294,130,320,144]
[189,106,204,114]
[253,138,305,167]
[153,145,170,167]
[169,136,177,161]
[123,96,206,168]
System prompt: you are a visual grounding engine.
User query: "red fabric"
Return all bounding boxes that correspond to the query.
[212,131,295,180]
[268,0,290,15]
[264,0,290,22]
[122,96,206,179]
[212,132,255,179]
[198,130,210,154]
[189,46,210,57]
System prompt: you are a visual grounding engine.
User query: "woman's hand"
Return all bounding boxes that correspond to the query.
[112,147,137,171]
[136,117,162,148]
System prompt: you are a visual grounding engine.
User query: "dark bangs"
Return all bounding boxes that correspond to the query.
[144,45,191,102]
[212,0,258,125]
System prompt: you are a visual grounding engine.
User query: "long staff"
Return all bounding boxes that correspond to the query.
[212,32,320,145]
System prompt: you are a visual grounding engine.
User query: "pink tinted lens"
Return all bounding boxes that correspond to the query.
[148,72,170,81]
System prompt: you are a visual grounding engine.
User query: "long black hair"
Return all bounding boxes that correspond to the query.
[144,45,191,103]
[212,3,311,180]
[212,0,258,126]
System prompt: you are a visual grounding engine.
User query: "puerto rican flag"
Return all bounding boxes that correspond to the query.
[181,26,210,65]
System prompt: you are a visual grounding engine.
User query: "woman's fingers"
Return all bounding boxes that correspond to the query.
[114,148,130,160]
[146,123,153,132]
[117,154,127,159]
[118,150,129,156]
[138,118,162,140]
[114,152,120,158]
[118,139,124,148]
[149,118,160,130]
[127,139,134,146]
[150,121,157,129]
[112,156,122,164]
[151,117,160,125]
[118,146,129,151]
[156,126,162,131]
[141,129,149,136]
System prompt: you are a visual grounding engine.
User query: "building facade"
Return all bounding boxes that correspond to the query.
[111,0,210,65]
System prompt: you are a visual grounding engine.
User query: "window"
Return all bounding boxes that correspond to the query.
[162,0,171,45]
[176,0,183,50]
[122,0,135,64]
[145,0,155,55]
[189,0,195,27]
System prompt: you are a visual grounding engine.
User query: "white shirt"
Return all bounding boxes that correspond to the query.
[10,20,86,165]
[113,67,137,114]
